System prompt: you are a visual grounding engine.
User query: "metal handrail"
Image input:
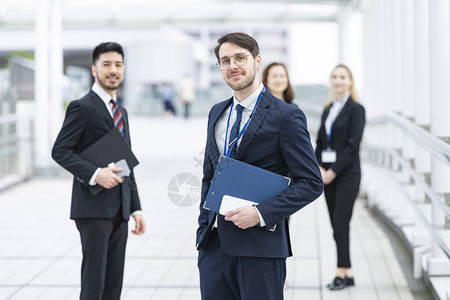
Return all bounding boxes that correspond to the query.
[393,149,450,260]
[0,114,20,125]
[369,113,450,166]
[366,113,450,260]
[370,143,450,216]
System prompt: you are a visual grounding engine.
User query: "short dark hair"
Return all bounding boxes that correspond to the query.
[214,32,259,61]
[92,42,124,65]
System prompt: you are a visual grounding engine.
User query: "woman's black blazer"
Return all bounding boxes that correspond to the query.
[315,97,365,176]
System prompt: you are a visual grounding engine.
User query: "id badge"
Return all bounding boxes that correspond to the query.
[321,149,337,163]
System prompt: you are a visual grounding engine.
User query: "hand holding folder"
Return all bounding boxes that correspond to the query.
[204,156,290,214]
[79,128,139,195]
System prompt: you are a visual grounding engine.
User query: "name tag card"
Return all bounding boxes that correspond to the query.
[321,149,337,163]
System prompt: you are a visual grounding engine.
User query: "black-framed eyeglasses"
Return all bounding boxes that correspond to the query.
[216,53,252,70]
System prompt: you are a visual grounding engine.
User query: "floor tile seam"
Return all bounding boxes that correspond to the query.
[360,206,410,295]
[312,200,324,300]
[0,283,200,289]
[145,238,193,300]
[176,266,200,300]
[354,202,412,299]
[2,241,79,300]
[122,233,171,299]
[353,203,381,300]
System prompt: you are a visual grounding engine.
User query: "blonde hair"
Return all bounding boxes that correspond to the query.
[325,64,358,107]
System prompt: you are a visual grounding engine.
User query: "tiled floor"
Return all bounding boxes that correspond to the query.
[0,117,424,299]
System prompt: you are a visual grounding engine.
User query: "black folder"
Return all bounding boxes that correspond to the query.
[79,128,139,195]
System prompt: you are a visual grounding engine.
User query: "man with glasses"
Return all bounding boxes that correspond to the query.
[196,32,323,300]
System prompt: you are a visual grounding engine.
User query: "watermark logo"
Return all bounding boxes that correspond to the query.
[167,172,201,207]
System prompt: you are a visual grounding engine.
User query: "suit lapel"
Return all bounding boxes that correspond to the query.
[209,98,233,164]
[89,90,115,129]
[332,97,353,127]
[234,90,271,160]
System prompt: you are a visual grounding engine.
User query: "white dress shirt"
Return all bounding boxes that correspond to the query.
[215,83,264,155]
[213,82,266,226]
[88,83,141,216]
[89,83,117,185]
[325,93,350,141]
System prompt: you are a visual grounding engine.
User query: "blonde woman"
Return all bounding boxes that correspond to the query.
[315,64,365,290]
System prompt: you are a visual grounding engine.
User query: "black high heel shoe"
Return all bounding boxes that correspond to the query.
[327,276,353,290]
[346,276,355,286]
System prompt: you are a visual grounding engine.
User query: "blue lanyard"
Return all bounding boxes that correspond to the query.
[327,123,333,146]
[223,86,265,157]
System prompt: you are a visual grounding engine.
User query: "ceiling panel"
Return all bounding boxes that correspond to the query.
[0,0,349,27]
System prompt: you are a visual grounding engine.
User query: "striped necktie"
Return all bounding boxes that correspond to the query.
[228,104,243,158]
[110,99,124,136]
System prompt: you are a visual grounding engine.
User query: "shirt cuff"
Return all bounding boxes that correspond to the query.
[89,168,101,186]
[131,210,143,217]
[254,206,266,227]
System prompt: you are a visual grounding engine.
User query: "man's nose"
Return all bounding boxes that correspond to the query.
[228,59,239,69]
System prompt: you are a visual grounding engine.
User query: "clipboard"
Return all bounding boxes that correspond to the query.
[204,155,291,213]
[79,128,139,195]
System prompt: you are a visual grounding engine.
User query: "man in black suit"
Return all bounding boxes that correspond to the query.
[52,42,145,300]
[196,32,323,300]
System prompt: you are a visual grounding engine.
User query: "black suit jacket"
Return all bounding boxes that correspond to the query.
[52,90,141,220]
[315,97,365,176]
[196,88,323,258]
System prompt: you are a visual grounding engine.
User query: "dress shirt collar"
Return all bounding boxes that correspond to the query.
[332,92,350,108]
[232,82,264,111]
[92,82,117,105]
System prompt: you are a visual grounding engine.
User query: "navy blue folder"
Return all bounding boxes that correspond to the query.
[204,156,291,213]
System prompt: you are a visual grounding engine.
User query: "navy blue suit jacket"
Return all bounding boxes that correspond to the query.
[196,88,323,258]
[52,90,141,221]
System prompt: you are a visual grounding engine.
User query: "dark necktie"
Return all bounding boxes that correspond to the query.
[228,104,243,158]
[110,99,124,136]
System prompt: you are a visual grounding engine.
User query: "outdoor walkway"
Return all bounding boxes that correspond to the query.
[0,117,427,300]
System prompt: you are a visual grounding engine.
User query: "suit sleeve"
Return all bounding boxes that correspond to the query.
[52,101,98,185]
[257,108,324,229]
[197,110,215,239]
[330,105,365,175]
[122,108,142,212]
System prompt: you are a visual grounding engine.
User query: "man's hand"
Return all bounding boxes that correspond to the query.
[95,167,123,189]
[224,206,259,229]
[131,214,146,235]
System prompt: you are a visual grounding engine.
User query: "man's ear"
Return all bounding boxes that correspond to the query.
[91,65,96,78]
[255,55,262,70]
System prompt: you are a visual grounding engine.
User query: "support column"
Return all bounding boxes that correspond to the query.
[34,0,64,173]
[34,0,51,172]
[390,0,402,170]
[49,0,63,153]
[400,0,415,163]
[413,0,431,202]
[428,0,450,273]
